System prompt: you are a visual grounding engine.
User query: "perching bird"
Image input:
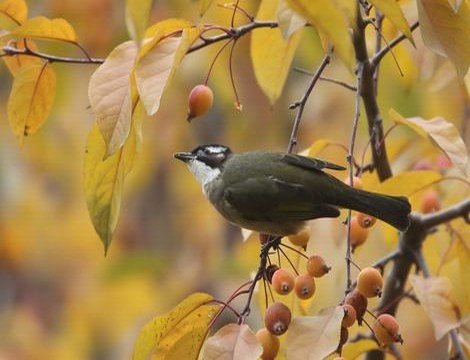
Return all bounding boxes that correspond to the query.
[174,145,411,235]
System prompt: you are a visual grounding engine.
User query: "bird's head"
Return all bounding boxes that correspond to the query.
[174,144,232,188]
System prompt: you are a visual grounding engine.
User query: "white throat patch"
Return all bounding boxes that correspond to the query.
[187,160,221,194]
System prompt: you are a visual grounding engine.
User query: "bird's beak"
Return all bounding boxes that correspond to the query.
[174,151,195,163]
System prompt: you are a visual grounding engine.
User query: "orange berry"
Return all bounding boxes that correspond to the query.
[264,302,292,336]
[436,154,452,171]
[294,273,316,300]
[341,304,357,328]
[420,189,441,214]
[271,268,295,295]
[265,264,279,283]
[187,84,213,121]
[349,215,369,251]
[372,314,403,346]
[344,176,363,189]
[306,255,331,277]
[344,289,367,325]
[357,267,383,298]
[287,226,311,248]
[356,213,377,229]
[255,328,280,360]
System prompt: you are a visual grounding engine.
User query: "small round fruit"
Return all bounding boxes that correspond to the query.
[294,273,316,300]
[373,314,402,346]
[436,154,452,171]
[265,264,280,283]
[344,289,367,325]
[255,327,280,360]
[356,213,377,229]
[341,304,357,328]
[187,84,213,121]
[420,189,441,214]
[306,255,331,277]
[349,216,369,251]
[288,226,311,248]
[344,176,363,189]
[357,267,383,298]
[271,268,295,295]
[264,302,292,336]
[412,159,433,171]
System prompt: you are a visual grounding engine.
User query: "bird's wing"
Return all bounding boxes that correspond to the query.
[223,177,340,222]
[281,153,346,172]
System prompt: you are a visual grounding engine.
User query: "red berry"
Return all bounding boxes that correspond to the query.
[264,302,292,336]
[294,273,316,300]
[373,314,403,346]
[187,84,213,121]
[357,267,383,298]
[271,268,295,295]
[344,289,367,325]
[349,216,369,251]
[356,213,377,229]
[306,255,331,278]
[341,304,357,328]
[420,189,441,214]
[287,226,311,248]
[265,264,280,283]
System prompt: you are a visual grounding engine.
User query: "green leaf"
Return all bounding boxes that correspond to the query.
[368,0,414,44]
[251,0,302,104]
[132,293,219,360]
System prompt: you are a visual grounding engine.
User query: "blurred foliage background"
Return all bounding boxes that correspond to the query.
[0,0,468,359]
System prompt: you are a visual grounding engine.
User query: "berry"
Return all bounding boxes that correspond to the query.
[294,273,316,300]
[436,154,452,171]
[356,213,377,229]
[255,328,280,360]
[412,159,433,171]
[349,215,369,251]
[287,226,311,248]
[265,264,280,283]
[271,268,295,295]
[344,176,363,189]
[264,302,292,336]
[187,84,213,121]
[344,289,367,325]
[306,255,331,278]
[420,189,441,214]
[341,304,357,328]
[357,267,383,298]
[372,314,403,346]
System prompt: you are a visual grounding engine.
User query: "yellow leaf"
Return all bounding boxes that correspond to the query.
[277,0,307,39]
[417,0,470,77]
[8,16,78,43]
[285,0,354,69]
[373,170,442,198]
[411,275,461,340]
[368,0,414,44]
[132,293,219,360]
[307,138,333,157]
[7,62,55,144]
[125,0,154,44]
[251,0,302,104]
[84,118,140,253]
[341,339,379,359]
[0,0,27,25]
[286,306,344,359]
[88,40,138,157]
[390,108,469,176]
[136,26,200,115]
[143,18,193,40]
[2,39,41,75]
[199,0,214,16]
[203,324,262,360]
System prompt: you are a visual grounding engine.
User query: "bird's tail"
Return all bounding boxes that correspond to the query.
[341,187,411,231]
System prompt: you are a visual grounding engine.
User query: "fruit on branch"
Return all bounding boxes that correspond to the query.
[356,212,377,228]
[265,264,280,283]
[344,289,368,325]
[372,314,403,347]
[255,328,280,360]
[357,267,383,298]
[287,226,311,248]
[187,84,213,121]
[349,215,369,251]
[420,189,441,214]
[271,268,295,295]
[264,302,292,336]
[306,255,331,277]
[294,273,316,300]
[341,304,357,328]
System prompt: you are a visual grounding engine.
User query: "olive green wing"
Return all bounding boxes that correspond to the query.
[281,153,346,172]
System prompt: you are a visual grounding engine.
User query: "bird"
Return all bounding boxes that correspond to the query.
[174,144,411,235]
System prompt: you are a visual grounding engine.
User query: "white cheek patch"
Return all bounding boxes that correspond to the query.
[187,160,221,194]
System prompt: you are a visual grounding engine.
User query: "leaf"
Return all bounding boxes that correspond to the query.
[390,108,469,176]
[88,40,138,157]
[368,0,414,44]
[341,339,379,359]
[203,323,263,360]
[125,0,154,44]
[411,275,461,340]
[199,0,214,16]
[251,0,302,104]
[373,170,442,197]
[7,62,55,144]
[417,0,470,77]
[135,26,200,115]
[277,0,307,39]
[0,0,27,25]
[286,306,344,360]
[8,16,78,43]
[84,117,140,253]
[132,293,219,360]
[307,138,333,157]
[2,39,41,75]
[284,0,354,69]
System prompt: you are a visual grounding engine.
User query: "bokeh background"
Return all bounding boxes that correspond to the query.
[0,1,468,359]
